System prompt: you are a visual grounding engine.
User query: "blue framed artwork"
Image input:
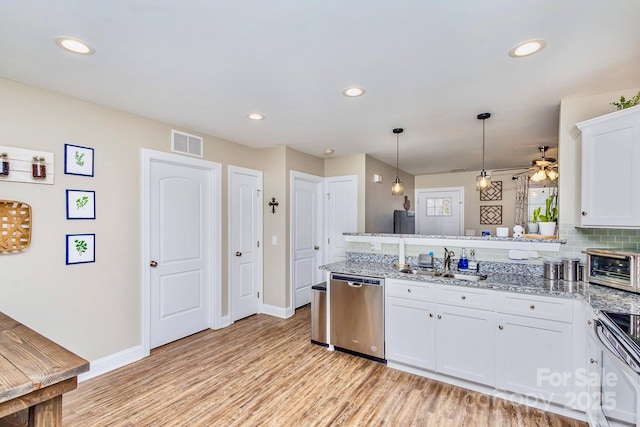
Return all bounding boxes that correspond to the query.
[64,143,94,177]
[66,233,95,264]
[66,189,95,219]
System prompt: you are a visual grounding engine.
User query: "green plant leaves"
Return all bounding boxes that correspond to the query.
[74,239,87,255]
[611,91,640,110]
[75,196,89,209]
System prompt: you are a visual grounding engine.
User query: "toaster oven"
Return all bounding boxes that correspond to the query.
[584,248,640,294]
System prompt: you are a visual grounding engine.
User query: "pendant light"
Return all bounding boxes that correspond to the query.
[476,113,492,191]
[391,128,404,195]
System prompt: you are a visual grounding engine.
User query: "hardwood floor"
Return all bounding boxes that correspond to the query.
[56,305,586,426]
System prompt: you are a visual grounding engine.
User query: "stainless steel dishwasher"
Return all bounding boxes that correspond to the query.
[329,273,385,360]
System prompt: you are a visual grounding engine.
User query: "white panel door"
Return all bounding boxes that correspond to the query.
[292,172,323,308]
[150,161,211,348]
[325,175,357,264]
[229,166,262,321]
[416,187,463,235]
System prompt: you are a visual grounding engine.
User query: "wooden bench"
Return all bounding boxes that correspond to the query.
[0,312,89,427]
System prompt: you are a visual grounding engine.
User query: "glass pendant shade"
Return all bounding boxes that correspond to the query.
[547,168,559,181]
[392,177,404,195]
[476,113,491,191]
[391,128,404,195]
[476,170,491,191]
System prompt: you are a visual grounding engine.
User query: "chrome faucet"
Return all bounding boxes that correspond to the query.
[443,248,455,271]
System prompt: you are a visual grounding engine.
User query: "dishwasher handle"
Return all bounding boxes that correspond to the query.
[347,281,363,288]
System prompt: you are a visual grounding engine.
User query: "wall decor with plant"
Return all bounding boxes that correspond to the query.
[66,233,95,264]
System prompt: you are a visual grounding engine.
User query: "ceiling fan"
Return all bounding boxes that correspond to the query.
[492,146,559,182]
[528,146,559,182]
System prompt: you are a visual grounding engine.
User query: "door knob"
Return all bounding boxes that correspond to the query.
[235,251,242,257]
[314,246,320,250]
[150,260,158,267]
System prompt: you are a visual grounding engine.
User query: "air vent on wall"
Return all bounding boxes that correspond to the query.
[171,129,203,158]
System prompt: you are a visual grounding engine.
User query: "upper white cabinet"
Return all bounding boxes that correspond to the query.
[576,106,640,227]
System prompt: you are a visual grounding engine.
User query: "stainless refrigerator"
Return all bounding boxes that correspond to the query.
[393,210,415,234]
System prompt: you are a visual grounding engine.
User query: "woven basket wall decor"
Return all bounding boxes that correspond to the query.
[0,200,32,252]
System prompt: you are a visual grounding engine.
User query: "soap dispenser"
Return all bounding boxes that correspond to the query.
[458,248,468,270]
[468,249,478,271]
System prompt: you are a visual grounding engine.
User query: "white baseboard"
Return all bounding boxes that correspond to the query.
[78,345,146,382]
[216,315,231,329]
[261,304,292,318]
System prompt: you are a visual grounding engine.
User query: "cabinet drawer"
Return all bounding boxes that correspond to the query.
[386,279,435,302]
[436,284,494,311]
[496,292,573,323]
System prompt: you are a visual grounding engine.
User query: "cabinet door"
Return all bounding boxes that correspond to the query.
[496,314,573,405]
[385,296,435,370]
[435,304,495,386]
[579,108,640,227]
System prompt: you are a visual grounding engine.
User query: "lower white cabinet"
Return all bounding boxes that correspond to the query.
[435,304,496,386]
[495,313,573,404]
[384,278,585,415]
[385,296,435,370]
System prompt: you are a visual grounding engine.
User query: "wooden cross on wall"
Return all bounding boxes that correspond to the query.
[268,197,279,214]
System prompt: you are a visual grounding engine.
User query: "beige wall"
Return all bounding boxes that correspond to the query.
[414,170,519,236]
[558,86,640,228]
[0,78,263,361]
[365,155,415,233]
[325,154,366,232]
[261,146,287,307]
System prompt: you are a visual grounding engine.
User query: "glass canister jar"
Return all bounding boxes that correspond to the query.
[32,156,46,179]
[0,152,8,176]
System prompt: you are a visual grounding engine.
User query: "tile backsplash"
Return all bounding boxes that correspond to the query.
[558,223,640,260]
[346,225,640,265]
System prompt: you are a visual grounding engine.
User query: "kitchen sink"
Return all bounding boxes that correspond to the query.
[397,268,487,281]
[398,268,441,277]
[442,273,487,282]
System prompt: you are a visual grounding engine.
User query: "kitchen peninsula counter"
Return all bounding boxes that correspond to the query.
[320,260,640,315]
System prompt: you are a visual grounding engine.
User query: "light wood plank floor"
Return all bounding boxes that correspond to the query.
[54,305,586,426]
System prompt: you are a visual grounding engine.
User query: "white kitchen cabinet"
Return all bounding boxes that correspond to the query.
[385,296,436,370]
[495,313,573,404]
[576,106,640,227]
[435,304,496,387]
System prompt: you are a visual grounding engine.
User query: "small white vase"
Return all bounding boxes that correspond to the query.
[538,222,556,236]
[527,222,539,234]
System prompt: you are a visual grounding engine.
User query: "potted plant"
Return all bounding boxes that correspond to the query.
[528,207,541,234]
[610,91,640,110]
[538,194,558,236]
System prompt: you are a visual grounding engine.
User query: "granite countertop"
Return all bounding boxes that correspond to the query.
[343,232,566,244]
[320,260,640,315]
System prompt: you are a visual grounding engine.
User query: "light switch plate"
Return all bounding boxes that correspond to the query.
[272,235,277,245]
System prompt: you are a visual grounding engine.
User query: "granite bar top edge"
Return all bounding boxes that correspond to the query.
[320,261,640,315]
[343,232,565,244]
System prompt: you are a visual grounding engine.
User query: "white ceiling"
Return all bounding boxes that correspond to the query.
[1,1,639,175]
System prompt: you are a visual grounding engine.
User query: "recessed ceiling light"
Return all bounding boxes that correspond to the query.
[323,149,334,155]
[509,39,547,58]
[54,37,95,55]
[247,113,265,120]
[342,87,366,97]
